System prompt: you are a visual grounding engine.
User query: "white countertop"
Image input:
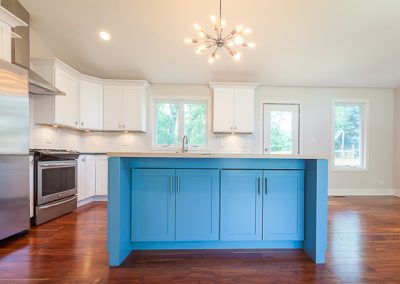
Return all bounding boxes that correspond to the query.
[107,152,327,159]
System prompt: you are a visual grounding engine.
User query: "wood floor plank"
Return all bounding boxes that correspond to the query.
[0,197,399,283]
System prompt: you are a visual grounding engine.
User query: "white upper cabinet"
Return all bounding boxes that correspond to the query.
[210,83,259,134]
[31,58,80,128]
[0,6,27,62]
[103,81,148,132]
[31,58,149,132]
[103,85,123,130]
[79,76,103,130]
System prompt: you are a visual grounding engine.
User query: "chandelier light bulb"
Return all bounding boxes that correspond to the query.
[236,25,243,32]
[221,19,226,28]
[248,42,255,48]
[243,28,251,35]
[234,52,242,61]
[184,38,191,44]
[193,23,201,31]
[211,15,217,24]
[209,57,215,64]
[234,36,244,45]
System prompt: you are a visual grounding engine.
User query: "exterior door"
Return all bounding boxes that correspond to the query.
[263,104,300,154]
[220,170,263,241]
[263,170,304,240]
[175,169,219,241]
[131,169,175,241]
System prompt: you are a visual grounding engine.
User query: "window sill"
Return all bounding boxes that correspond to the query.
[330,167,368,173]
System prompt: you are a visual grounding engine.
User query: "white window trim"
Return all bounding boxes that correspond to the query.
[331,99,369,172]
[152,99,208,150]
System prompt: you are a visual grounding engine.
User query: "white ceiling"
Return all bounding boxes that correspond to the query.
[20,0,400,87]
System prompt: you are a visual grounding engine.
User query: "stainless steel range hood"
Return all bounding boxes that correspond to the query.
[2,0,64,96]
[28,68,65,96]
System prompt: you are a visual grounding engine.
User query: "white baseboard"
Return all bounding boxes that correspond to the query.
[329,188,394,196]
[78,195,108,207]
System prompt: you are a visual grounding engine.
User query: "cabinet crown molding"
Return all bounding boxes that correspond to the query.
[209,82,259,90]
[0,6,27,27]
[31,57,150,88]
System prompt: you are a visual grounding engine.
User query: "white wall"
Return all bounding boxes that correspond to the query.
[393,88,400,197]
[30,84,394,195]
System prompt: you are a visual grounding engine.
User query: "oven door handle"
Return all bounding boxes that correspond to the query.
[38,196,77,210]
[39,163,76,168]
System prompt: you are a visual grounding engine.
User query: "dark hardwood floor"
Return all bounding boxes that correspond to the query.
[1,197,400,283]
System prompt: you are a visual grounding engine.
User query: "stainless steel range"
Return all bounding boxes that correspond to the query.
[32,149,80,225]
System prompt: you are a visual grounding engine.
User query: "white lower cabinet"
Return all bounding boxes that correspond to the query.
[78,155,95,201]
[95,155,108,195]
[78,154,108,202]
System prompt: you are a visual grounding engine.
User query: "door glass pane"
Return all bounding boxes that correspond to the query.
[156,103,179,145]
[42,168,61,196]
[270,111,293,154]
[184,103,206,145]
[61,167,76,191]
[334,104,362,167]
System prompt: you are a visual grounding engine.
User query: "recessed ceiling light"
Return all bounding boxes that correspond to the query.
[99,31,111,41]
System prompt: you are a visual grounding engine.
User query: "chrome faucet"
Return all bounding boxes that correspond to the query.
[182,135,189,153]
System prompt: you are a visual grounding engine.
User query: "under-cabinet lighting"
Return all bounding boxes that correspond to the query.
[52,125,58,128]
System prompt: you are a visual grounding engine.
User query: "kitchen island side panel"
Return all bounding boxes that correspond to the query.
[108,157,132,266]
[303,159,328,264]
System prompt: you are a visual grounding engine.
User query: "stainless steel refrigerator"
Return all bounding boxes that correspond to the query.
[0,58,30,241]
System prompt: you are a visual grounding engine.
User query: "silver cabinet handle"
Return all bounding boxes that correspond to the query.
[75,121,78,125]
[170,176,173,194]
[118,125,121,128]
[177,176,180,194]
[258,177,261,195]
[123,124,125,128]
[81,122,84,126]
[265,177,268,194]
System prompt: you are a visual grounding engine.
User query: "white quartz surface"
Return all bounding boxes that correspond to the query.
[107,152,327,159]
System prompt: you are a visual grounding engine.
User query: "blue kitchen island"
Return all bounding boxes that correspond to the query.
[107,153,328,266]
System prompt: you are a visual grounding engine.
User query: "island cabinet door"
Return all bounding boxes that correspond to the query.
[131,169,175,242]
[175,169,220,241]
[263,170,304,241]
[220,170,263,241]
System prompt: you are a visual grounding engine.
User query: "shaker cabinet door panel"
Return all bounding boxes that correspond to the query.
[131,169,175,242]
[175,169,219,241]
[54,68,79,127]
[220,170,263,241]
[80,80,103,130]
[263,170,304,240]
[213,88,234,133]
[234,88,254,133]
[103,85,123,130]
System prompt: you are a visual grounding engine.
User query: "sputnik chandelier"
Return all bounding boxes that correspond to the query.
[184,0,254,63]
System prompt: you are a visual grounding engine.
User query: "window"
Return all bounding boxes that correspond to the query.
[154,101,207,147]
[333,101,366,169]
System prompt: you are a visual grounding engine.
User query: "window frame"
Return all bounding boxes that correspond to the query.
[153,99,208,149]
[331,99,369,172]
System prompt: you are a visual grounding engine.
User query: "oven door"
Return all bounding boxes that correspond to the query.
[37,160,77,205]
